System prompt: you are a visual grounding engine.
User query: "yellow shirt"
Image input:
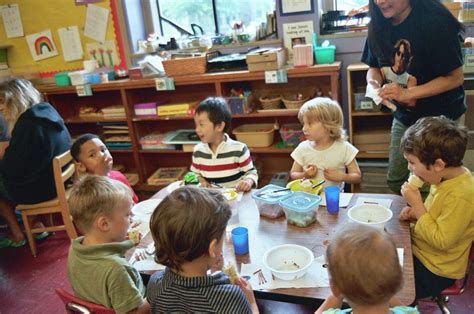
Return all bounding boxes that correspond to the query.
[412,168,474,279]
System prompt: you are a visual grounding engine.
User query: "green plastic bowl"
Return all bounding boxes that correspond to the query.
[314,46,336,64]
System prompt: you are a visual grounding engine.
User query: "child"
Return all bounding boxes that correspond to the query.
[315,224,419,314]
[399,116,474,299]
[191,97,258,192]
[71,133,138,203]
[67,175,149,313]
[146,186,258,313]
[290,97,361,189]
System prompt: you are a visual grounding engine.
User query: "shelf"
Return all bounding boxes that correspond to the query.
[108,149,133,153]
[132,110,298,122]
[64,117,126,124]
[139,149,190,154]
[357,152,389,158]
[351,111,392,117]
[133,115,193,122]
[249,146,293,153]
[134,183,164,192]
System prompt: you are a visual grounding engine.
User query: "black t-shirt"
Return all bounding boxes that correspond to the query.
[361,3,466,126]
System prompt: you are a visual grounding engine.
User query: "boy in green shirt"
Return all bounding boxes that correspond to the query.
[67,175,149,313]
[399,116,474,299]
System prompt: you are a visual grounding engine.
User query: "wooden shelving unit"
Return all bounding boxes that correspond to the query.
[39,63,341,191]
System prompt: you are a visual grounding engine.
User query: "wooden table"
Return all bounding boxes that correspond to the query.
[143,189,415,306]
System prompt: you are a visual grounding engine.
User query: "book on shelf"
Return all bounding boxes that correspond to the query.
[140,132,175,150]
[157,102,198,116]
[147,167,187,185]
[124,172,139,186]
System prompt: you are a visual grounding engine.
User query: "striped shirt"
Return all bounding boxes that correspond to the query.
[146,267,252,313]
[191,134,258,188]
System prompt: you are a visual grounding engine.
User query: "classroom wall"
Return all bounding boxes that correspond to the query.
[0,0,125,76]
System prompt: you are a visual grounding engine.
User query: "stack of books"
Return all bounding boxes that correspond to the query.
[102,105,126,119]
[100,122,132,150]
[139,132,175,150]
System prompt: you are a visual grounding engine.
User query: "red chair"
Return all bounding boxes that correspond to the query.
[55,288,115,314]
[434,243,474,314]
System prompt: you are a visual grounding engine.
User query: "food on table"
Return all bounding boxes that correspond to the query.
[127,228,140,245]
[222,263,238,284]
[408,175,424,190]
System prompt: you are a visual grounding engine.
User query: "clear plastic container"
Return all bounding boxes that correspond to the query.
[279,192,321,227]
[251,184,292,218]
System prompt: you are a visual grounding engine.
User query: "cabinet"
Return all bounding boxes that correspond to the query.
[39,63,341,192]
[347,63,392,193]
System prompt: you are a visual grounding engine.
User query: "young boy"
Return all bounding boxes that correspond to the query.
[191,97,258,192]
[316,224,419,314]
[71,133,138,203]
[399,116,474,299]
[67,175,149,313]
[146,186,258,313]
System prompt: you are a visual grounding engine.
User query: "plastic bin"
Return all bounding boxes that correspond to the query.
[54,72,71,87]
[279,192,321,227]
[314,46,336,64]
[232,123,274,147]
[280,124,304,147]
[354,93,378,112]
[251,184,292,218]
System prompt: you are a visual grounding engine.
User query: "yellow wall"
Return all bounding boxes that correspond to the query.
[0,0,121,76]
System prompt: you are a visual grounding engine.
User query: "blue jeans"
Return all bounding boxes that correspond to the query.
[387,118,409,194]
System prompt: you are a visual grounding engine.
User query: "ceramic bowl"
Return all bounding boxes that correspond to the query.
[262,244,314,280]
[347,204,393,230]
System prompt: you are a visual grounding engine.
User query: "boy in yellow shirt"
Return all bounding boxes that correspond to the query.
[399,116,474,299]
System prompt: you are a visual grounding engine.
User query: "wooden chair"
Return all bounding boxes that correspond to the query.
[55,288,115,314]
[434,242,474,314]
[16,150,77,257]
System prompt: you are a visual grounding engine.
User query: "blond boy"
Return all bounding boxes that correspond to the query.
[67,175,149,313]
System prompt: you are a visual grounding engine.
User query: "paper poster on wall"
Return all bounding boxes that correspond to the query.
[84,4,109,43]
[86,41,118,67]
[1,4,24,38]
[58,26,83,62]
[26,29,58,61]
[282,21,314,63]
[75,0,103,5]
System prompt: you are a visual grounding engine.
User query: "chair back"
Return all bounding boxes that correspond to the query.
[53,150,75,202]
[55,288,115,314]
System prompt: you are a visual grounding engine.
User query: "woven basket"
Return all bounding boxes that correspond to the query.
[162,55,207,77]
[282,95,308,109]
[259,95,282,110]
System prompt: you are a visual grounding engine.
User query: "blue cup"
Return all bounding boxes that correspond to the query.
[325,186,340,214]
[231,227,249,255]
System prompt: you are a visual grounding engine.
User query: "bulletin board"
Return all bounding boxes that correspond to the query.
[0,0,126,77]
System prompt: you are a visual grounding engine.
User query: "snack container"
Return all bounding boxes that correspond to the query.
[251,184,292,218]
[279,192,321,227]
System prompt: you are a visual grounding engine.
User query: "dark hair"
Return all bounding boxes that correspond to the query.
[368,0,464,59]
[195,97,232,133]
[401,116,468,167]
[149,186,231,271]
[71,133,99,161]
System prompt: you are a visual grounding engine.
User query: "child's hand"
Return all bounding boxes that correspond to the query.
[401,182,423,207]
[399,206,416,221]
[210,252,224,273]
[235,178,253,192]
[132,248,147,261]
[198,177,211,188]
[323,168,344,182]
[234,277,257,311]
[94,154,113,176]
[303,164,317,178]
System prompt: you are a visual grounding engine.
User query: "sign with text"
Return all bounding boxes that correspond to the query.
[76,84,93,96]
[265,70,288,84]
[155,77,175,91]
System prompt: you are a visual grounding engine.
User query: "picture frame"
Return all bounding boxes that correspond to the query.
[280,0,314,16]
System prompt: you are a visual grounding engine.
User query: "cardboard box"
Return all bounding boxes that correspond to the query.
[246,48,286,72]
[128,67,143,80]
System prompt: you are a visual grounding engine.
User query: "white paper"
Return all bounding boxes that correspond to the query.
[26,29,58,61]
[1,4,23,38]
[365,82,383,105]
[240,255,329,290]
[283,21,314,62]
[397,248,404,268]
[355,197,393,209]
[321,192,353,207]
[58,26,83,62]
[85,41,118,67]
[84,4,109,43]
[281,0,312,14]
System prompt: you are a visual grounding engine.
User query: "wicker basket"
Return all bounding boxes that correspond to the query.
[162,55,207,77]
[259,95,282,110]
[282,95,309,109]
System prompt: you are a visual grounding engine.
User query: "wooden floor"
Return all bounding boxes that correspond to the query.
[0,232,473,313]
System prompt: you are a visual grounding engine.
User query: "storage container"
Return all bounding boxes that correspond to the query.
[162,55,207,77]
[134,102,157,117]
[279,192,321,227]
[68,70,90,86]
[232,123,274,147]
[314,46,335,64]
[54,72,71,87]
[251,184,292,218]
[354,93,378,112]
[246,48,287,72]
[279,123,304,147]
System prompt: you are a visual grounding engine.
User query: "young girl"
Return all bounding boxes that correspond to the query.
[290,97,361,190]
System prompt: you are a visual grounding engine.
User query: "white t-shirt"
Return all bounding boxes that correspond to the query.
[290,139,358,190]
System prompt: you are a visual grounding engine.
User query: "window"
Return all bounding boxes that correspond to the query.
[320,0,370,34]
[157,0,275,39]
[334,0,367,13]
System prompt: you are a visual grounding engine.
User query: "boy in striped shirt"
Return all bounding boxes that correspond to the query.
[191,97,258,192]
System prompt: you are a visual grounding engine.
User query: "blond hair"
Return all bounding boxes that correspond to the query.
[0,78,42,135]
[68,175,132,233]
[326,224,403,305]
[298,97,346,141]
[149,186,231,272]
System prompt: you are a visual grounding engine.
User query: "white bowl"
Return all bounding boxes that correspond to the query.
[132,198,162,218]
[262,244,314,281]
[347,204,393,230]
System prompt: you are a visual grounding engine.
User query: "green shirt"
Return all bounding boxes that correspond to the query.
[67,237,145,313]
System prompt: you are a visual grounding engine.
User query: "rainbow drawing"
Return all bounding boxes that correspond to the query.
[34,36,54,55]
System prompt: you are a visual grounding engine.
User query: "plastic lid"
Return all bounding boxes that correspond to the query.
[252,184,292,204]
[279,192,321,212]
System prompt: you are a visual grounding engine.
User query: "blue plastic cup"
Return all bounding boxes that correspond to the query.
[231,227,249,255]
[325,186,340,214]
